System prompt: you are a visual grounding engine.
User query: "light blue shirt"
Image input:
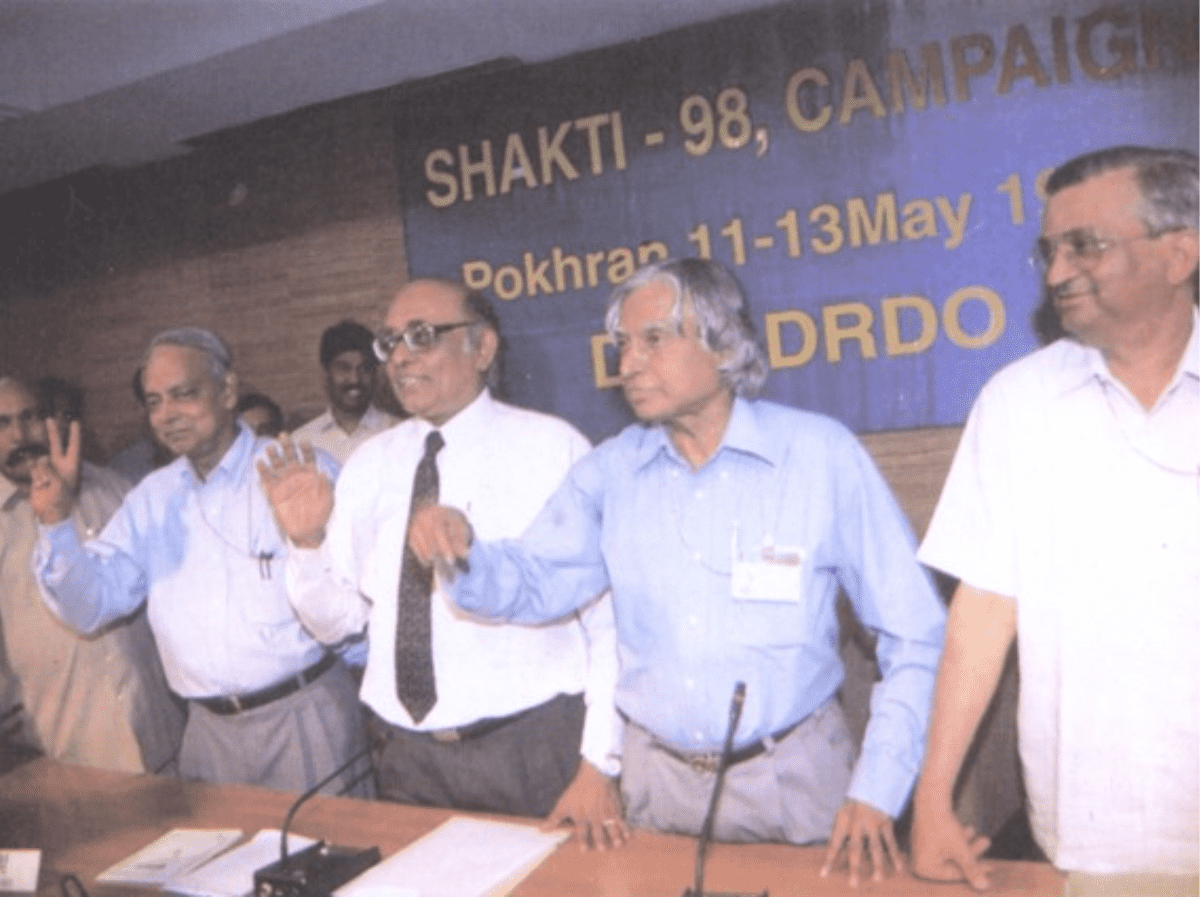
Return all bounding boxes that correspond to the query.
[450,398,946,817]
[35,423,344,698]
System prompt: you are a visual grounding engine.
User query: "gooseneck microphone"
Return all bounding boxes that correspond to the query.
[685,681,747,897]
[253,746,380,896]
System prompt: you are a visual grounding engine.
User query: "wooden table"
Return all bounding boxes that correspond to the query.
[0,758,1063,896]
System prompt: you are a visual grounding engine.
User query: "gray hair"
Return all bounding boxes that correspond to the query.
[143,327,233,381]
[605,258,768,398]
[1047,146,1199,236]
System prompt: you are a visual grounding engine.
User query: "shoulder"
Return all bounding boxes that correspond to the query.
[338,417,417,479]
[980,340,1081,399]
[486,398,589,449]
[291,411,329,439]
[745,399,863,460]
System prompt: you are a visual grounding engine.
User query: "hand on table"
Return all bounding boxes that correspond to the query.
[544,760,628,851]
[819,799,903,887]
[909,802,993,891]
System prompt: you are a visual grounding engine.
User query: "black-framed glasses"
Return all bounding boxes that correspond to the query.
[373,320,475,360]
[1032,228,1172,273]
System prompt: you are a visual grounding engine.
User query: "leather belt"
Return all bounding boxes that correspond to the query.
[193,653,336,716]
[658,720,801,775]
[424,708,527,743]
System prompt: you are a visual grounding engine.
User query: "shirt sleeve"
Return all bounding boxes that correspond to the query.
[450,447,612,624]
[575,591,623,776]
[919,381,1019,597]
[830,432,947,818]
[284,452,370,645]
[34,501,149,635]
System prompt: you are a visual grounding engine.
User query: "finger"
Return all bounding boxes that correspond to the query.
[881,824,904,876]
[256,459,277,485]
[46,418,64,462]
[866,828,886,882]
[298,439,317,467]
[601,817,628,849]
[819,820,847,877]
[847,828,864,887]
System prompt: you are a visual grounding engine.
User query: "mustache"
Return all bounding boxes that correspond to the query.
[4,442,49,468]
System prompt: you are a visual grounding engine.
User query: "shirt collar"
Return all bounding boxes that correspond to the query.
[183,421,257,486]
[317,404,390,435]
[414,388,491,448]
[1054,306,1200,397]
[632,396,780,472]
[0,473,22,512]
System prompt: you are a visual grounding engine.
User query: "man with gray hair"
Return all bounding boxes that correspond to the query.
[912,146,1199,890]
[29,326,369,795]
[410,258,946,884]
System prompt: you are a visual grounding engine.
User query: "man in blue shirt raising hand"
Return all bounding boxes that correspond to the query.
[410,258,946,885]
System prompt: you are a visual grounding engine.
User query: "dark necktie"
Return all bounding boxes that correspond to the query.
[395,429,444,723]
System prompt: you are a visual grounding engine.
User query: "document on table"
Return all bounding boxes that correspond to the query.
[335,816,569,897]
[95,827,244,887]
[164,829,317,897]
[0,849,41,893]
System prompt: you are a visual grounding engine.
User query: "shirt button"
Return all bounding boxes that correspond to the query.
[694,730,704,742]
[694,489,704,499]
[685,678,695,689]
[688,616,699,627]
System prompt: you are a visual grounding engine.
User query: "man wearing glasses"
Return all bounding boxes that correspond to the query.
[261,279,623,845]
[911,146,1199,890]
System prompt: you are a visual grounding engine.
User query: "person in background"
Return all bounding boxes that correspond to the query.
[29,327,370,796]
[911,146,1199,893]
[108,367,172,486]
[0,376,182,773]
[237,392,284,438]
[292,319,397,464]
[259,279,622,845]
[408,259,946,883]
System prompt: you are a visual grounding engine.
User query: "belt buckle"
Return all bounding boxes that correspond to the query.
[429,728,461,743]
[682,751,721,775]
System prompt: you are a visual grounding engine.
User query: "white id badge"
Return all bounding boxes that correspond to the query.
[731,543,805,603]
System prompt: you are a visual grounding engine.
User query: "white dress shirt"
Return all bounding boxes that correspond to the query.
[292,405,397,465]
[288,389,621,775]
[920,317,1199,875]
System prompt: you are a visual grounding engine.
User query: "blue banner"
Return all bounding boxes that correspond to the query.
[394,0,1198,442]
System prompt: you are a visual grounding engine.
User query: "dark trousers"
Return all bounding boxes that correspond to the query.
[368,693,584,818]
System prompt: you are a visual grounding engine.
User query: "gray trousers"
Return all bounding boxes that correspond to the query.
[181,658,372,797]
[621,698,854,844]
[369,692,585,818]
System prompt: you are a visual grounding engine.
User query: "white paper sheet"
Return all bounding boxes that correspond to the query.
[95,827,244,886]
[335,816,568,897]
[164,829,317,897]
[0,849,41,893]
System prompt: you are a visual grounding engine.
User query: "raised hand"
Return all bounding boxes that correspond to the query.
[257,434,333,548]
[29,419,81,525]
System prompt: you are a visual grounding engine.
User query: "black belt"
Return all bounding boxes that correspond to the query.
[193,653,337,716]
[658,720,801,775]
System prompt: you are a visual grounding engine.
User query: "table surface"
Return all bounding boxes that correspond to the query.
[0,758,1064,896]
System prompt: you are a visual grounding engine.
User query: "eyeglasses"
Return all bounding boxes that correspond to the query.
[1032,228,1170,272]
[373,321,475,360]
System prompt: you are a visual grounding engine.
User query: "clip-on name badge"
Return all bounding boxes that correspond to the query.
[730,528,805,603]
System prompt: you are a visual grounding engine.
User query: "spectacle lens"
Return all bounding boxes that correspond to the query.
[373,321,476,360]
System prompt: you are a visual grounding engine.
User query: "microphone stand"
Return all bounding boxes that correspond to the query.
[685,681,765,897]
[254,746,380,896]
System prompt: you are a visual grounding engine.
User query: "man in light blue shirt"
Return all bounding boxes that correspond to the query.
[411,258,946,883]
[29,327,369,796]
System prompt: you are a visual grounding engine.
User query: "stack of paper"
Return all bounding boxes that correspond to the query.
[164,829,317,896]
[95,829,243,888]
[335,817,568,897]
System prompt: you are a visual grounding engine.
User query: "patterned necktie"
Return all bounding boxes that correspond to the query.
[395,429,444,723]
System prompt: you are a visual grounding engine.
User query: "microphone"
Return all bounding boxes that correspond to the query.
[684,681,766,897]
[253,746,381,896]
